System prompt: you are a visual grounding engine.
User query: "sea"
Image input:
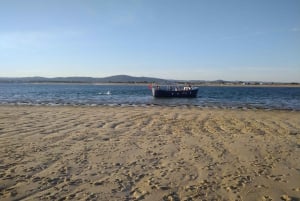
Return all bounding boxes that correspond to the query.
[0,83,299,111]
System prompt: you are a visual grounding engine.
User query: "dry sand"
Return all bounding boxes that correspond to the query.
[0,105,299,201]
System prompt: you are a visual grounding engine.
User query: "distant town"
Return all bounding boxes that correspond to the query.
[0,75,299,86]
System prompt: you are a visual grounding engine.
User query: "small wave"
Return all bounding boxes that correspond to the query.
[98,91,111,95]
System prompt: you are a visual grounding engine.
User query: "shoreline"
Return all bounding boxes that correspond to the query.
[1,103,299,112]
[0,105,299,200]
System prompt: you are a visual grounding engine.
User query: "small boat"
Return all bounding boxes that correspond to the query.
[151,85,198,98]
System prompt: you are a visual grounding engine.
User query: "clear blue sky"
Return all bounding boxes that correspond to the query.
[0,0,299,82]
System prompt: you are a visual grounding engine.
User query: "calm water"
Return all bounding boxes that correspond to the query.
[0,83,299,110]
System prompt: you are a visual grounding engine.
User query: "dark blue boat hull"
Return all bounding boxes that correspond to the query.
[152,88,198,98]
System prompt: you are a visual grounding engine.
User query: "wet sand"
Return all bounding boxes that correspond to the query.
[0,105,299,200]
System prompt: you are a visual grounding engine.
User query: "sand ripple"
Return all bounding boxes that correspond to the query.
[0,106,299,200]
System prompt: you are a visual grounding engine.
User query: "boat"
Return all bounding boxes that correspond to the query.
[151,85,198,98]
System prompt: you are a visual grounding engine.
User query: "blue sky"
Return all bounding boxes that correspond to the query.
[0,0,299,82]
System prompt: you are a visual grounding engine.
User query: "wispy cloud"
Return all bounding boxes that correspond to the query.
[290,27,300,32]
[0,31,51,49]
[0,30,85,50]
[112,13,138,26]
[220,26,300,41]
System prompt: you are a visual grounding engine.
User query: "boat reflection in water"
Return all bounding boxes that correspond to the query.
[151,84,198,98]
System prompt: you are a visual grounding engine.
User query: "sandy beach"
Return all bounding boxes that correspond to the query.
[0,105,299,201]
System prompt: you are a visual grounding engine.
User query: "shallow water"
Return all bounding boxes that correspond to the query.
[0,83,299,110]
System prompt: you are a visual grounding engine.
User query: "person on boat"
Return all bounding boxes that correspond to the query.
[184,85,192,91]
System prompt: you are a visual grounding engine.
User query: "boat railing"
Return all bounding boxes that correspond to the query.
[151,84,196,91]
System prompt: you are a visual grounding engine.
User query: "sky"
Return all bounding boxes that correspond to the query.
[0,0,299,82]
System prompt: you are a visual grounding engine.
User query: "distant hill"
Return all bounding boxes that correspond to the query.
[0,75,299,85]
[97,75,166,83]
[0,75,167,83]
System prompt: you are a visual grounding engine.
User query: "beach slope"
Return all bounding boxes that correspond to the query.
[0,106,299,200]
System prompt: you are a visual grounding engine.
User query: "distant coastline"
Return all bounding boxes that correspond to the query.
[0,75,299,87]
